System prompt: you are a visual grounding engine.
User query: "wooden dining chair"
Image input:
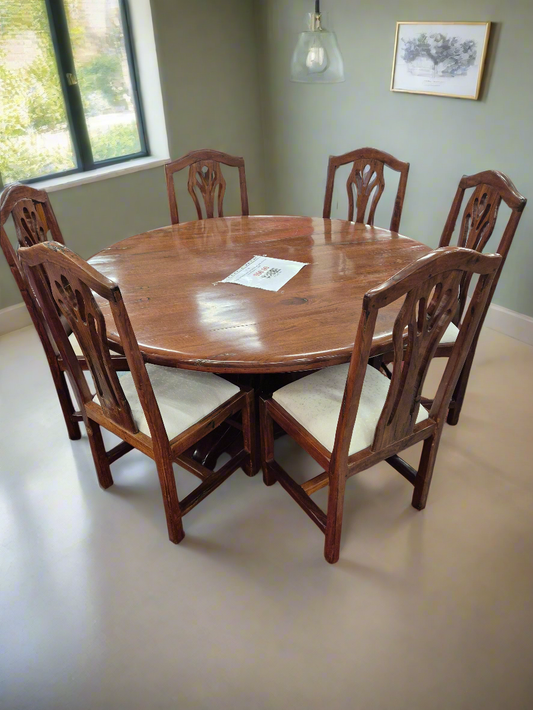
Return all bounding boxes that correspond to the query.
[0,184,128,441]
[165,149,249,225]
[260,247,501,563]
[323,147,410,232]
[432,170,527,425]
[19,241,255,544]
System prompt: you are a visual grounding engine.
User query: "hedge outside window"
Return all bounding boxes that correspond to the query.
[0,0,147,185]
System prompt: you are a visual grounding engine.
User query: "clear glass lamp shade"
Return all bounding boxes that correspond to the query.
[290,15,344,84]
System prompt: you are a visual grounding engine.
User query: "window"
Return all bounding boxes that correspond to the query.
[0,0,148,185]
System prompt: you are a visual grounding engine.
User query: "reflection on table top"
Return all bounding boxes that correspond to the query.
[89,215,432,373]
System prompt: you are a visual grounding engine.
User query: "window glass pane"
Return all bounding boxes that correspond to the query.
[0,0,77,183]
[64,0,142,163]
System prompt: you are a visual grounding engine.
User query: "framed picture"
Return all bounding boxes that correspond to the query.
[391,22,491,100]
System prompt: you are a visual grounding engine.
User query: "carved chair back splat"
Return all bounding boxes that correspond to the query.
[435,169,527,425]
[439,170,526,325]
[323,147,410,232]
[165,149,249,225]
[261,247,502,563]
[0,184,65,290]
[19,241,256,546]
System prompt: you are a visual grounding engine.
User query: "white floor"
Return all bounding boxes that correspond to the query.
[1,325,533,710]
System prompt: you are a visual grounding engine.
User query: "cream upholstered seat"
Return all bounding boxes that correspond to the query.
[71,334,237,442]
[440,321,460,345]
[273,363,429,456]
[68,332,83,357]
[118,363,240,439]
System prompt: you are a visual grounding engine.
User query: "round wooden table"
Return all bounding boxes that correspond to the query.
[90,216,431,374]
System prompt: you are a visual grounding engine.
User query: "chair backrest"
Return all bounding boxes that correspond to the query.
[0,183,65,297]
[19,241,167,442]
[331,247,501,462]
[439,170,527,325]
[165,149,249,225]
[323,147,410,232]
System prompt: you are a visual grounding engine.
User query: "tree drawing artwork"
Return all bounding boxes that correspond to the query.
[401,32,477,78]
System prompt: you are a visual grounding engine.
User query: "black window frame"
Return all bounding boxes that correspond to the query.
[21,0,149,185]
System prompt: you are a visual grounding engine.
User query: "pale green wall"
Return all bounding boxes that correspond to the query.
[256,0,533,317]
[0,0,266,310]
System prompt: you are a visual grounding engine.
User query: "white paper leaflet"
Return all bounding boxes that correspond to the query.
[219,255,308,292]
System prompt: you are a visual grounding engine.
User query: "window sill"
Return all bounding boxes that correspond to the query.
[38,155,170,193]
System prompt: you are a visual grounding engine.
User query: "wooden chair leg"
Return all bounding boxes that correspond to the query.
[154,454,185,544]
[25,301,82,440]
[85,418,114,490]
[446,344,476,426]
[259,398,276,486]
[42,342,82,439]
[324,465,347,564]
[55,366,82,440]
[241,390,257,477]
[412,432,442,511]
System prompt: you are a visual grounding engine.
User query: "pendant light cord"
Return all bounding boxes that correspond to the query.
[315,0,320,14]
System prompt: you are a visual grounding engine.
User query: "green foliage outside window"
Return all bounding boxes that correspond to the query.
[0,0,143,184]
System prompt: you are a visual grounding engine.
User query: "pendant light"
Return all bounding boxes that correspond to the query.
[290,0,345,83]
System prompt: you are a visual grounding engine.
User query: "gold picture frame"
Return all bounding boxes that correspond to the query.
[391,21,491,100]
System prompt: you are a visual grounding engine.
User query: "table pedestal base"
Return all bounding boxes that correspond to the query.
[188,373,305,476]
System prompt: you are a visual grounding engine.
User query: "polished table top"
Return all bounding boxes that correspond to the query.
[89,216,432,373]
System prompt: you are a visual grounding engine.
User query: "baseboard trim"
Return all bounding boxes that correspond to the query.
[484,303,533,347]
[1,299,533,346]
[0,303,32,337]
